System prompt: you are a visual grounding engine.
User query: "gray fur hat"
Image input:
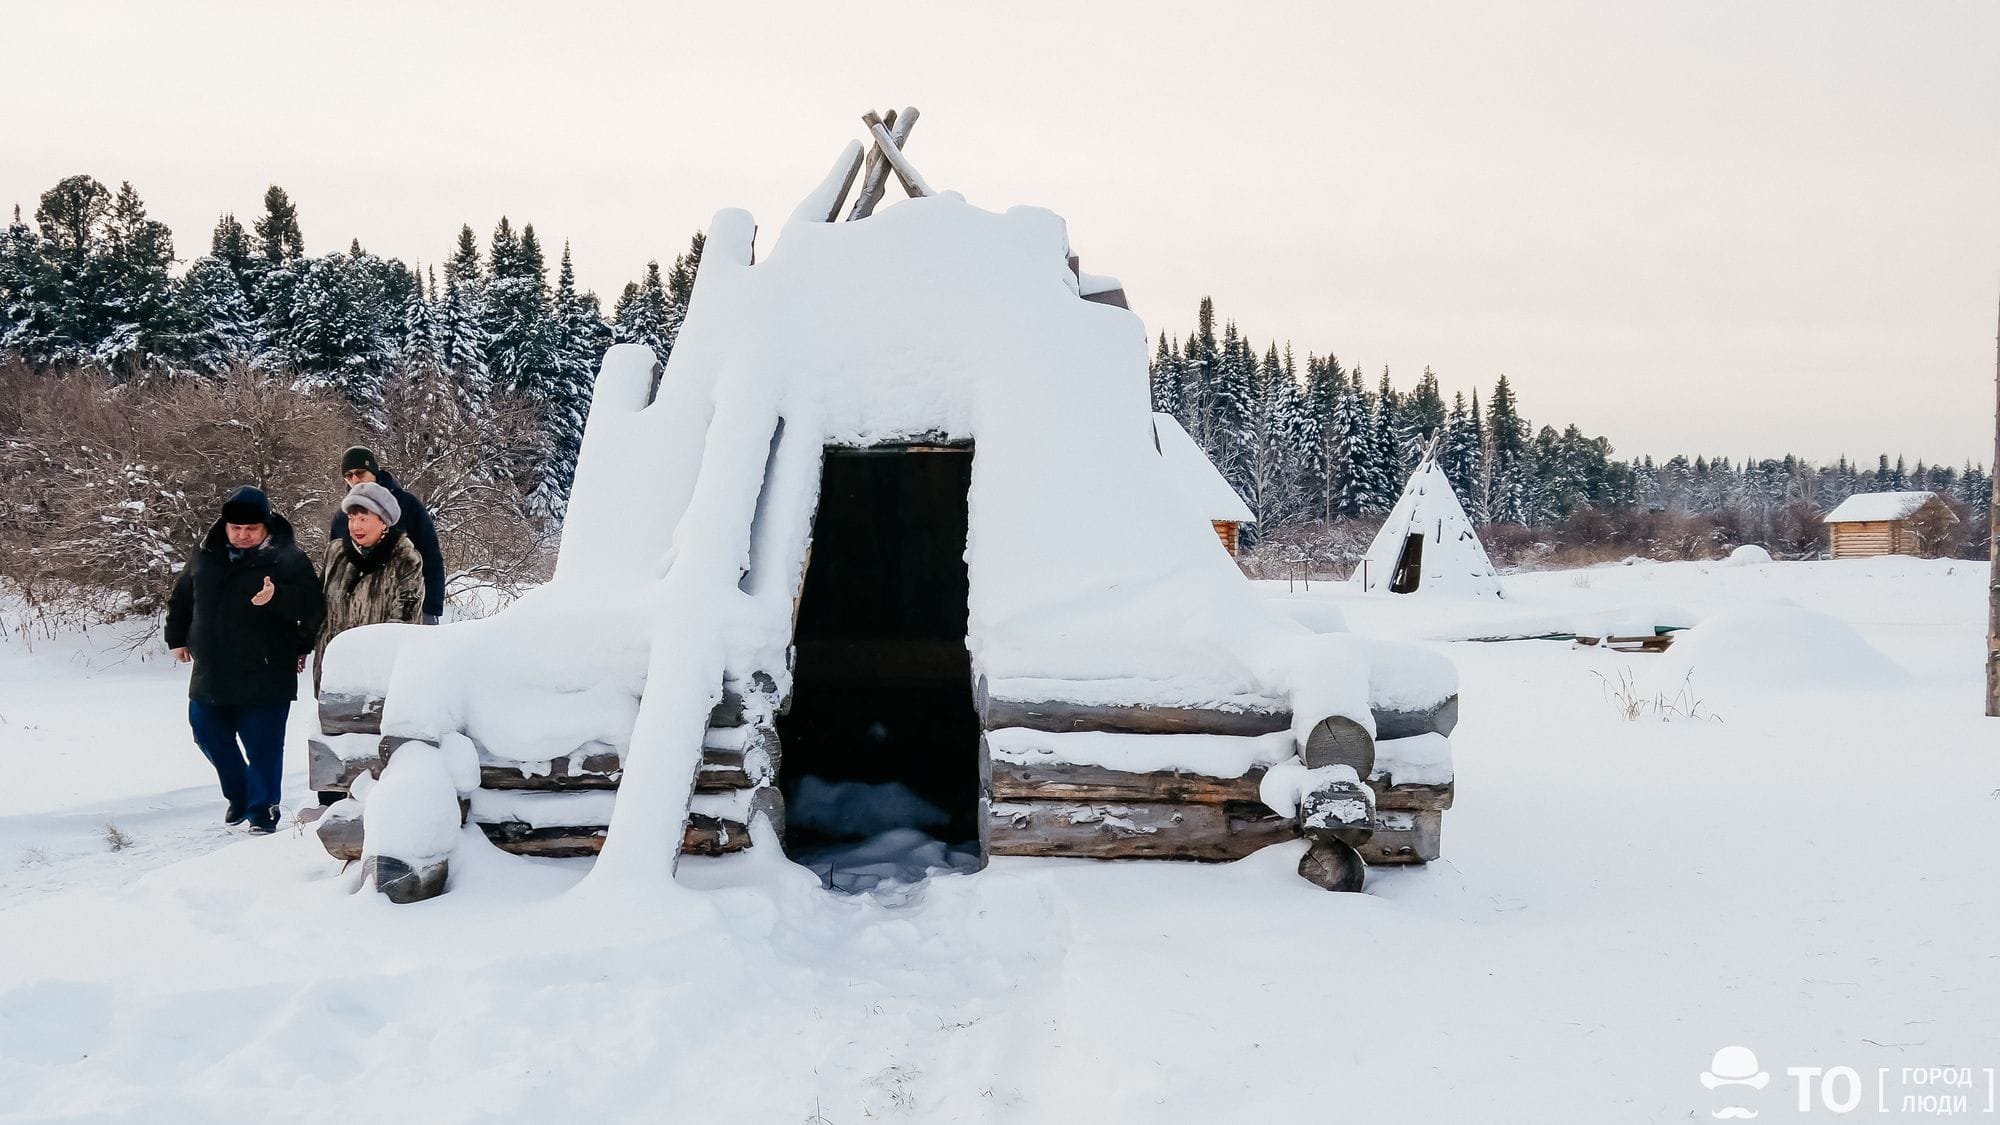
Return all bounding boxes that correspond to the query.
[340,481,402,527]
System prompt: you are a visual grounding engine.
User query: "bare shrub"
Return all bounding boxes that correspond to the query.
[102,823,134,851]
[372,365,557,609]
[0,360,556,625]
[1592,667,1717,722]
[0,363,358,623]
[1237,518,1379,585]
[1910,497,1970,559]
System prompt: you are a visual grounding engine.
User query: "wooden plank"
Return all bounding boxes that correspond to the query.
[478,747,624,791]
[1358,809,1442,866]
[982,696,1291,737]
[477,814,752,859]
[986,693,1456,742]
[1369,776,1454,812]
[985,799,1296,862]
[317,691,383,736]
[308,736,380,792]
[989,759,1265,804]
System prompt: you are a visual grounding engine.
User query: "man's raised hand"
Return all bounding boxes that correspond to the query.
[251,576,275,606]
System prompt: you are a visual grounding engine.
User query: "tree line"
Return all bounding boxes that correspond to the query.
[0,174,704,510]
[1154,297,1993,563]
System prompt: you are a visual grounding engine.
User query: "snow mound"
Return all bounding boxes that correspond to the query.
[1724,544,1773,566]
[792,828,985,897]
[1649,603,1910,695]
[1265,597,1347,634]
[361,743,463,864]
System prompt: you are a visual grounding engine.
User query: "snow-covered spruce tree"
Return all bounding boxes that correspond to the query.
[24,175,117,369]
[169,256,260,374]
[1206,321,1257,495]
[1359,369,1402,514]
[0,204,42,358]
[612,260,670,358]
[662,230,704,362]
[1149,332,1184,420]
[93,181,179,377]
[1279,344,1322,527]
[1299,354,1345,521]
[1485,374,1531,524]
[1326,367,1372,519]
[438,225,491,410]
[1182,297,1219,446]
[246,186,308,366]
[535,242,610,513]
[285,250,408,416]
[401,266,443,377]
[1237,343,1291,536]
[483,218,556,403]
[1402,366,1446,464]
[1440,391,1486,522]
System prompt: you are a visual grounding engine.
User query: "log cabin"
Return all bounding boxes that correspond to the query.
[1822,491,1953,559]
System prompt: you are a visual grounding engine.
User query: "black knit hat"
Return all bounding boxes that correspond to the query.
[341,446,381,475]
[220,485,271,525]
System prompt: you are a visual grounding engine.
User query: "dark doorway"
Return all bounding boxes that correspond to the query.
[778,444,983,885]
[1389,533,1425,594]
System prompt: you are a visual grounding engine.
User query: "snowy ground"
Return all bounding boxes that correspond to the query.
[2,557,1996,1122]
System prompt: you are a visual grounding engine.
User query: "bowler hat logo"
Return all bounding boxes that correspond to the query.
[1701,1045,1768,1119]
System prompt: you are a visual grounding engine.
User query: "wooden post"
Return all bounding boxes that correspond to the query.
[862,110,934,199]
[1988,295,1999,717]
[849,107,919,220]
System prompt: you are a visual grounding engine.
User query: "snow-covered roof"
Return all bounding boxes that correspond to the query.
[1821,491,1938,524]
[1152,413,1254,524]
[1351,458,1503,598]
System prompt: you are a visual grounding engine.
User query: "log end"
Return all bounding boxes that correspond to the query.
[363,854,448,903]
[1302,715,1375,777]
[1297,839,1367,893]
[316,802,366,862]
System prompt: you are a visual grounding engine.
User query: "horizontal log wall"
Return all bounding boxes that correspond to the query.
[979,693,1459,741]
[986,799,1296,862]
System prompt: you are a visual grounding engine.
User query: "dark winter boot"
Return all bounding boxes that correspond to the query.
[224,801,247,826]
[248,805,282,835]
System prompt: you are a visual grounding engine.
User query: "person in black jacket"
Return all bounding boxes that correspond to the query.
[164,486,326,834]
[330,447,445,623]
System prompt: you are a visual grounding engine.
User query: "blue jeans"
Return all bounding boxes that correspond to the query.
[188,699,289,817]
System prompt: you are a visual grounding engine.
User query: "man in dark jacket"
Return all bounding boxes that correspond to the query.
[331,446,445,623]
[165,486,326,834]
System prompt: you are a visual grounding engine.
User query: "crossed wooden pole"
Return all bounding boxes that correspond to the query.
[816,107,933,223]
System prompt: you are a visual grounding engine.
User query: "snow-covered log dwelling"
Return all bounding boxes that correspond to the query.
[1153,412,1254,557]
[308,109,1461,903]
[1351,443,1504,598]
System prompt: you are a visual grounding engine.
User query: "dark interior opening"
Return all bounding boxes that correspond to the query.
[1389,533,1425,593]
[777,444,983,865]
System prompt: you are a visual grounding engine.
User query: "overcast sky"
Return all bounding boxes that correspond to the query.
[7,0,1996,464]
